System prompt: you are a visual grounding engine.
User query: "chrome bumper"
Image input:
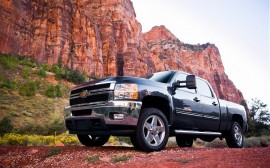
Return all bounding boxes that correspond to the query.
[64,100,142,126]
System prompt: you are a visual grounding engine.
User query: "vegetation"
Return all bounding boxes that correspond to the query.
[244,99,270,137]
[19,81,39,96]
[86,155,100,164]
[0,117,13,136]
[0,88,68,135]
[173,159,193,164]
[112,155,132,163]
[45,147,61,157]
[202,136,270,148]
[0,53,89,135]
[55,67,87,84]
[0,53,87,91]
[0,133,80,146]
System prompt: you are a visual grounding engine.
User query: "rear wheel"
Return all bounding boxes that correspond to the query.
[135,108,169,152]
[77,134,110,147]
[176,135,193,147]
[225,122,243,148]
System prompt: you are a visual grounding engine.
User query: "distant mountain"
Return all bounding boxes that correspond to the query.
[0,0,243,103]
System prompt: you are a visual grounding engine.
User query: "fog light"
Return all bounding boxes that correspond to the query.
[113,113,125,120]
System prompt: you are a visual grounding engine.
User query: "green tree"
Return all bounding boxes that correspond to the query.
[246,98,270,136]
[250,98,270,125]
[0,117,13,136]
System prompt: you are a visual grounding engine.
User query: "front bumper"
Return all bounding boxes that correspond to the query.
[64,100,142,135]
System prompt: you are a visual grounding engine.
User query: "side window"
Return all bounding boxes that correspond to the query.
[175,73,196,93]
[196,79,213,97]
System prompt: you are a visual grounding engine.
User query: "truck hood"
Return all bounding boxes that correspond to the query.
[72,76,168,91]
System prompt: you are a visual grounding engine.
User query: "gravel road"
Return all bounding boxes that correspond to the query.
[0,146,269,168]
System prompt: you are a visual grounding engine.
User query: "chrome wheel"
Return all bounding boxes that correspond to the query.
[234,125,243,146]
[225,122,243,148]
[143,115,165,146]
[135,108,169,152]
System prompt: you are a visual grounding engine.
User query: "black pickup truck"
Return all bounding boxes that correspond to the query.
[64,70,248,152]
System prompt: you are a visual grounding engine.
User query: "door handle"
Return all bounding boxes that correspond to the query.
[212,101,218,106]
[193,97,200,102]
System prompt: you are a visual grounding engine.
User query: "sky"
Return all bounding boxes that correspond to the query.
[132,0,270,107]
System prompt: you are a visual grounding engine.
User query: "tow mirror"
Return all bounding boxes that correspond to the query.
[172,74,197,89]
[186,75,197,89]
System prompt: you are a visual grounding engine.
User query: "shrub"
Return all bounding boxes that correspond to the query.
[0,72,3,81]
[55,67,87,84]
[51,64,61,74]
[21,68,30,79]
[44,85,56,98]
[55,85,63,97]
[15,120,66,136]
[47,120,66,135]
[59,134,80,146]
[244,136,270,148]
[19,81,39,96]
[0,54,19,69]
[19,57,36,68]
[112,155,132,163]
[0,133,28,145]
[0,79,16,89]
[45,147,61,157]
[204,139,227,148]
[36,68,47,78]
[0,133,79,146]
[43,84,64,98]
[0,117,13,136]
[15,124,46,135]
[69,69,87,84]
[42,64,51,71]
[117,136,132,145]
[86,155,100,164]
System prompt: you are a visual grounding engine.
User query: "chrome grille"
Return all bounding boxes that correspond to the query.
[70,82,114,106]
[70,83,111,95]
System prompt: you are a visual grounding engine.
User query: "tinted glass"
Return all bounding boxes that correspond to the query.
[197,79,213,97]
[148,71,174,83]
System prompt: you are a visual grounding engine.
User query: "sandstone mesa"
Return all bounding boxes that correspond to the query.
[0,0,243,103]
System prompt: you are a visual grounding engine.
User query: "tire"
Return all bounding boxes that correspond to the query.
[176,135,193,147]
[130,134,141,150]
[225,122,244,148]
[77,134,110,147]
[135,108,169,152]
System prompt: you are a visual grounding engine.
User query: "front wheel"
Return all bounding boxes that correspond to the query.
[225,122,244,148]
[135,108,169,152]
[77,134,110,147]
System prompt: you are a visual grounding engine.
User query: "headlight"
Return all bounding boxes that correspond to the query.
[114,83,139,100]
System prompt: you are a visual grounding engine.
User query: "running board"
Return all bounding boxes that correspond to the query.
[175,130,222,136]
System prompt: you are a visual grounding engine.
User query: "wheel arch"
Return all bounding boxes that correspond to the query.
[231,114,244,129]
[141,96,172,125]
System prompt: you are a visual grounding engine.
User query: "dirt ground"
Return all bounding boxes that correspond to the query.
[0,146,269,168]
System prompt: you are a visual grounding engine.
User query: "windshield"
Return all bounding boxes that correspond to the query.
[147,71,174,83]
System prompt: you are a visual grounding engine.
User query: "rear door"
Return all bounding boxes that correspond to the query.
[196,79,220,131]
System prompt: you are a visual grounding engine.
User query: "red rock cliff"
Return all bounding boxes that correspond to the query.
[142,26,244,103]
[0,0,145,78]
[0,0,243,103]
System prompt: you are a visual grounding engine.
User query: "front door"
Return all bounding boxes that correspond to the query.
[172,73,202,130]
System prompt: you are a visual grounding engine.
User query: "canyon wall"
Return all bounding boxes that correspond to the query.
[0,0,243,103]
